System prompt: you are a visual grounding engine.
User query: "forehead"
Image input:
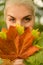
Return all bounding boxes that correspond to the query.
[6,5,33,18]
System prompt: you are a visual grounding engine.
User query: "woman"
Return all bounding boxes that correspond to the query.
[4,0,35,30]
[0,0,36,65]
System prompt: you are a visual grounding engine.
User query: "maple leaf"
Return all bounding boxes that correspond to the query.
[0,26,40,60]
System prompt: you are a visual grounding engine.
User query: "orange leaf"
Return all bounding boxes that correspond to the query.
[14,35,19,55]
[0,26,40,60]
[21,46,39,59]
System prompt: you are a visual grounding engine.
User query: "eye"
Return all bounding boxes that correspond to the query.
[23,17,32,23]
[25,17,31,21]
[9,17,16,23]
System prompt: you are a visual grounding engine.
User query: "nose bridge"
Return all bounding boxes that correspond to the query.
[16,20,21,25]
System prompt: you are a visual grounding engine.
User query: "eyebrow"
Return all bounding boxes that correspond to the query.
[23,15,32,19]
[7,15,32,19]
[7,15,15,19]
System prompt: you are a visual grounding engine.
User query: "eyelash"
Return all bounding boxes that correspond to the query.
[9,18,15,22]
[23,18,31,22]
[25,18,31,20]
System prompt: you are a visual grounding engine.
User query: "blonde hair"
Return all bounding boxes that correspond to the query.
[4,0,35,19]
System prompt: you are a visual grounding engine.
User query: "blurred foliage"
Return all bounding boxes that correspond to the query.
[34,23,43,32]
[0,0,6,31]
[0,21,6,31]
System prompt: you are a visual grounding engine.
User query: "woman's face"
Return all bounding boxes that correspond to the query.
[5,4,35,30]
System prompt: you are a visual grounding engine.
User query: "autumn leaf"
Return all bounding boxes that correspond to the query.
[0,26,40,60]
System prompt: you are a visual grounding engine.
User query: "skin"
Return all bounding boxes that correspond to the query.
[5,4,35,30]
